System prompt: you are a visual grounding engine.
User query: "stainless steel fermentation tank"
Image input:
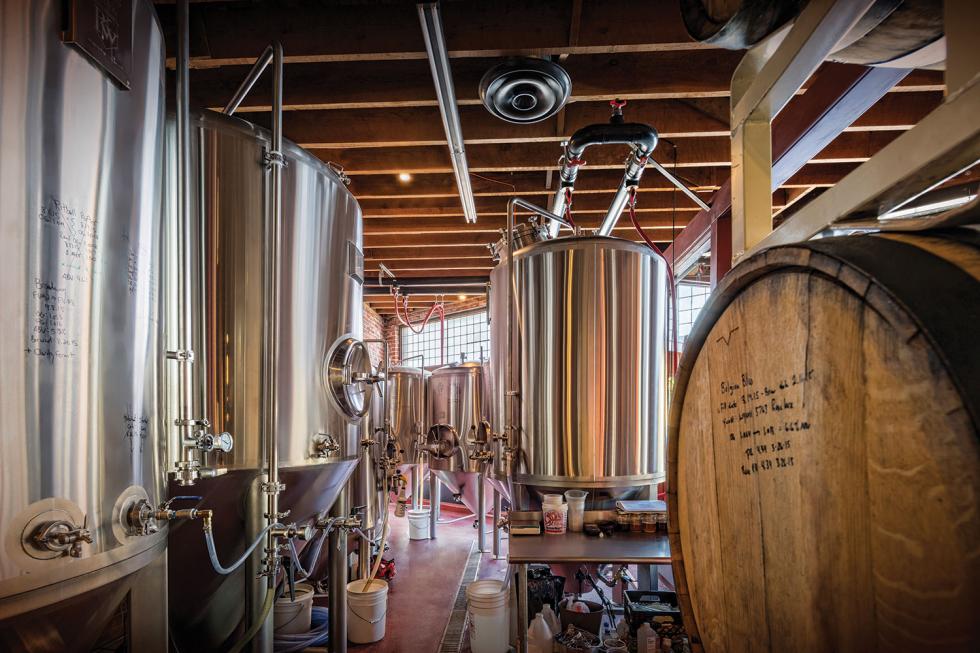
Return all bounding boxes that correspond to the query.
[0,0,168,650]
[425,362,499,533]
[386,366,429,505]
[164,110,368,651]
[490,235,670,510]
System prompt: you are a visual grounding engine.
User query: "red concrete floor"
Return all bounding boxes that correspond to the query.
[349,504,506,653]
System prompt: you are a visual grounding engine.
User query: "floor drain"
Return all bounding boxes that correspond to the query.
[438,541,481,653]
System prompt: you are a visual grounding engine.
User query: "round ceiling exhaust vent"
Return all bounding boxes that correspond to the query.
[479,57,572,124]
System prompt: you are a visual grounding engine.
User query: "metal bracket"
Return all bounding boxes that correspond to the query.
[166,349,195,363]
[327,161,351,186]
[263,149,287,170]
[261,481,286,495]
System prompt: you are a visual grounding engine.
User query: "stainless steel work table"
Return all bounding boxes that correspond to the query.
[508,531,671,652]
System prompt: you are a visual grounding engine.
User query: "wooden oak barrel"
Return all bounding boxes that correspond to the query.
[680,0,945,68]
[667,230,980,652]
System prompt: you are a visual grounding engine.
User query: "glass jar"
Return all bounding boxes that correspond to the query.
[616,512,631,532]
[643,514,656,533]
[630,514,643,532]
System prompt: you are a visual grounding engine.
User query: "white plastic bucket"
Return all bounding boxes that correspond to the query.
[466,580,509,653]
[274,583,314,635]
[543,503,567,535]
[347,578,389,644]
[407,508,431,540]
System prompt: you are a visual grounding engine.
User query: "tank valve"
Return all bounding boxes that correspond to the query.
[126,496,212,536]
[312,433,341,458]
[271,523,315,540]
[31,518,92,558]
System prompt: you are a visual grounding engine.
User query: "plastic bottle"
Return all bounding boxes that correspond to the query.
[637,622,659,653]
[615,617,630,640]
[527,612,553,653]
[541,604,560,635]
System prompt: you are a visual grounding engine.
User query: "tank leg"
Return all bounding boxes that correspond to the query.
[516,563,529,653]
[329,489,349,653]
[410,467,420,510]
[247,476,273,653]
[429,471,440,538]
[477,473,487,553]
[492,487,501,559]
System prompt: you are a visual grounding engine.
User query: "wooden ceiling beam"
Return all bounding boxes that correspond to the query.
[182,52,942,113]
[365,269,491,279]
[158,0,706,68]
[241,92,940,149]
[313,131,902,175]
[361,190,710,214]
[363,214,697,235]
[349,163,858,198]
[351,167,730,198]
[365,245,492,260]
[367,232,500,247]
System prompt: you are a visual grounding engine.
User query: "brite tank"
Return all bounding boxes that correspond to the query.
[164,110,367,651]
[489,235,670,510]
[387,366,430,467]
[0,0,168,650]
[426,361,496,515]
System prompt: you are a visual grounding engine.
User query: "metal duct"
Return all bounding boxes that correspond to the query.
[479,57,572,124]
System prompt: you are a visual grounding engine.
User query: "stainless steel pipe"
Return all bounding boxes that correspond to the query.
[223,46,275,116]
[429,472,440,538]
[219,39,288,642]
[477,472,486,552]
[174,0,197,478]
[492,488,501,559]
[597,151,650,236]
[329,490,349,653]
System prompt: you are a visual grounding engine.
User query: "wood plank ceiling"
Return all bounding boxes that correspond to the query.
[156,0,945,315]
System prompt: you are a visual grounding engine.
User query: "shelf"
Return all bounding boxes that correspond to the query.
[507,530,670,565]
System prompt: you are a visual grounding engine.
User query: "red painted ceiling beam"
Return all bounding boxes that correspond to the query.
[664,62,911,283]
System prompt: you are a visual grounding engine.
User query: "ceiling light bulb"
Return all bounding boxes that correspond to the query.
[398,172,412,182]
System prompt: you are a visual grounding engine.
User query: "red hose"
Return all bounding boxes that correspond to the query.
[392,289,446,364]
[628,188,679,374]
[563,188,576,229]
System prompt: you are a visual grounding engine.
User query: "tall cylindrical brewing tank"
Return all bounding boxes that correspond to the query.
[426,362,494,514]
[387,367,429,467]
[164,110,368,650]
[354,375,387,532]
[0,0,168,649]
[490,235,670,509]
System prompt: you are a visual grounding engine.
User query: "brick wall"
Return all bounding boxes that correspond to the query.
[362,304,386,366]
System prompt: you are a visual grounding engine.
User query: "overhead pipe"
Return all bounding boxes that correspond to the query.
[547,100,710,237]
[418,2,478,224]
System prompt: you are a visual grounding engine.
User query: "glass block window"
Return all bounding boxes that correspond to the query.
[400,309,490,366]
[676,281,711,350]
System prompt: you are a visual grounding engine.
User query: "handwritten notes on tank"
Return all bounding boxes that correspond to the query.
[27,278,79,362]
[26,197,98,363]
